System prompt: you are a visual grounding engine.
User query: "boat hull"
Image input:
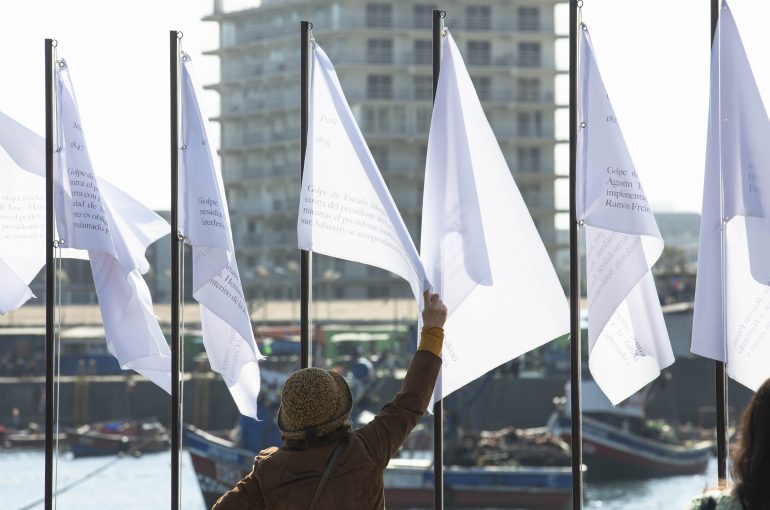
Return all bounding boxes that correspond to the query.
[2,432,67,450]
[184,425,571,509]
[384,463,571,509]
[551,415,711,479]
[68,420,169,458]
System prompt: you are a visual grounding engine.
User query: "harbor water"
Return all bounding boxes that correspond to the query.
[1,451,718,510]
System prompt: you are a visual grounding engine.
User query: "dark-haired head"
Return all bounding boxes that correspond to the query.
[733,377,770,510]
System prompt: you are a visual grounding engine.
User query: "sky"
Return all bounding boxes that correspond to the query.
[2,0,770,216]
[554,0,770,216]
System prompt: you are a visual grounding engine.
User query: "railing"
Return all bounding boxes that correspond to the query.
[223,131,299,150]
[520,191,559,208]
[224,17,558,49]
[237,231,295,246]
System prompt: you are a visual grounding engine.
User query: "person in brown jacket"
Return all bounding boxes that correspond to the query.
[212,291,447,510]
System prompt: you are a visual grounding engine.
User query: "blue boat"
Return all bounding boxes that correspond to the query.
[184,423,573,509]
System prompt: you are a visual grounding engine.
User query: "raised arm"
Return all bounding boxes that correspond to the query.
[356,291,447,468]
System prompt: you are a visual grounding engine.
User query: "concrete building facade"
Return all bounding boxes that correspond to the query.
[204,0,566,301]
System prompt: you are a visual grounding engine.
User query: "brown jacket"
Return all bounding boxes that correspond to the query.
[212,349,442,510]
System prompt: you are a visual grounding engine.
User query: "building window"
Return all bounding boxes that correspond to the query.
[471,76,492,100]
[516,111,542,137]
[370,145,390,171]
[367,285,390,298]
[367,38,393,64]
[413,4,435,28]
[466,5,491,30]
[414,75,433,100]
[517,147,542,172]
[366,3,392,28]
[517,78,541,101]
[467,41,491,66]
[364,105,390,131]
[414,39,432,65]
[416,106,433,134]
[367,75,392,99]
[418,144,428,170]
[518,6,541,31]
[518,42,541,67]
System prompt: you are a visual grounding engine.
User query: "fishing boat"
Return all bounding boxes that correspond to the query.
[67,418,169,458]
[184,424,572,509]
[0,424,67,450]
[548,381,712,478]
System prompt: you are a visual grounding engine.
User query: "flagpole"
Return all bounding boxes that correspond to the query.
[300,20,313,369]
[431,9,445,510]
[569,1,584,508]
[169,29,183,510]
[44,37,56,510]
[710,0,728,487]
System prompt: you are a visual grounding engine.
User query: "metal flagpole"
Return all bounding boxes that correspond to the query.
[569,1,584,508]
[170,29,183,510]
[300,20,313,369]
[711,0,728,488]
[432,9,445,510]
[44,37,56,510]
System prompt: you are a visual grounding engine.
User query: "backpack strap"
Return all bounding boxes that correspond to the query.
[307,440,347,510]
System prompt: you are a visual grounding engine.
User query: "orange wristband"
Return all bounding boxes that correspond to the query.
[417,327,444,357]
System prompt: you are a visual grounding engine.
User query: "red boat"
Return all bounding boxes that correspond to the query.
[67,419,169,458]
[549,382,712,478]
[0,424,67,450]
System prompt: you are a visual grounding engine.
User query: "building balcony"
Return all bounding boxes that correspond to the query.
[213,92,558,122]
[319,52,557,70]
[221,132,299,152]
[210,18,562,51]
[231,201,298,216]
[235,231,296,247]
[224,166,297,183]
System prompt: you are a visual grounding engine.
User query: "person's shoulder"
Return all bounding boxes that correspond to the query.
[256,446,279,462]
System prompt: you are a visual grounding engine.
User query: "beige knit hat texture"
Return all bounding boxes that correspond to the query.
[277,368,353,440]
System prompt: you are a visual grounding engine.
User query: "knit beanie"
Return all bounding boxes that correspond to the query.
[277,368,353,441]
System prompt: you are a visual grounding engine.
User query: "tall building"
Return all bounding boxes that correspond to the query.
[204,0,566,301]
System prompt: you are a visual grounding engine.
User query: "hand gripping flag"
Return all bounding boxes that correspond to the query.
[297,43,430,302]
[422,31,569,405]
[692,2,770,391]
[577,26,674,405]
[0,111,46,313]
[55,61,172,392]
[180,53,264,418]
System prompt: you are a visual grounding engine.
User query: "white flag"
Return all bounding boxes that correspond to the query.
[297,44,430,302]
[0,112,46,313]
[422,32,569,404]
[180,54,264,418]
[55,61,172,392]
[577,27,674,405]
[692,2,770,391]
